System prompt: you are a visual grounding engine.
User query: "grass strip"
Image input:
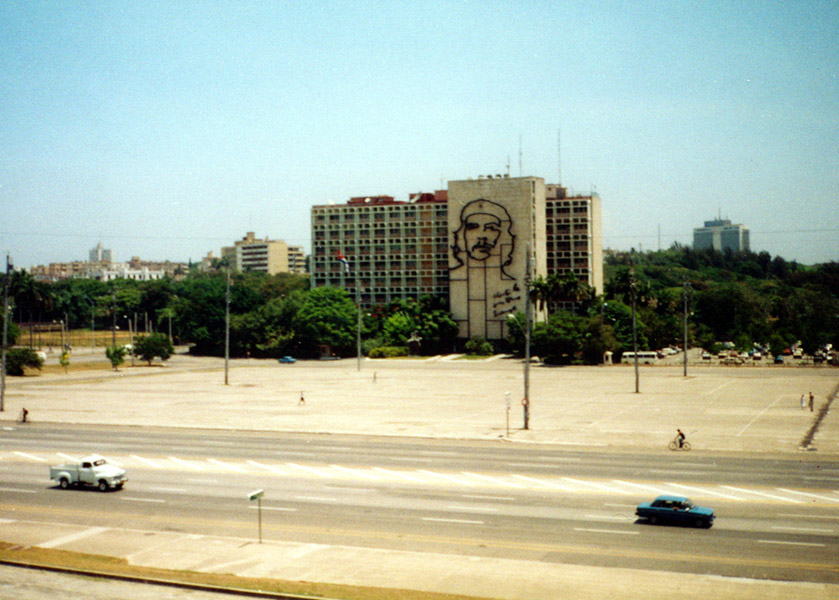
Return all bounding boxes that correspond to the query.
[0,542,487,600]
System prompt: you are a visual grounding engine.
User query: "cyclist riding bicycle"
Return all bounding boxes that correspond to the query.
[676,428,686,448]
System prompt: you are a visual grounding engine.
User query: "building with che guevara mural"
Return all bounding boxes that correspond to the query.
[310,174,601,341]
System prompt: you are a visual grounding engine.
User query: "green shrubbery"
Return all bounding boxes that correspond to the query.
[464,338,494,356]
[4,348,43,376]
[367,346,409,358]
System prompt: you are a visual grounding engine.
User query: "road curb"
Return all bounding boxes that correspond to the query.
[0,557,339,600]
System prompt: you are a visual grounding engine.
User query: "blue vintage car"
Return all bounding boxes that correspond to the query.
[636,495,715,528]
[277,356,296,364]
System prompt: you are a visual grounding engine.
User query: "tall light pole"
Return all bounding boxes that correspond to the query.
[356,276,362,372]
[683,280,690,377]
[1,253,12,412]
[224,268,230,385]
[523,244,532,429]
[629,263,639,393]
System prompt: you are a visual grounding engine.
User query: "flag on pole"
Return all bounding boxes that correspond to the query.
[336,250,350,273]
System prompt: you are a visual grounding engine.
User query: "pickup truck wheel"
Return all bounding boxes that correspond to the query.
[98,480,109,492]
[59,477,70,489]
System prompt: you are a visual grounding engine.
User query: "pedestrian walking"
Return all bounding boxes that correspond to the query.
[298,391,305,406]
[809,392,814,412]
[800,394,806,409]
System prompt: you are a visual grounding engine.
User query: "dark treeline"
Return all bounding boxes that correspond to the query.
[3,245,838,363]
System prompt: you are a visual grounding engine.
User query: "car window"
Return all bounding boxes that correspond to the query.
[82,462,91,468]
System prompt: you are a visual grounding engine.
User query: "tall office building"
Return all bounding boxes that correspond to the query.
[222,232,306,275]
[310,175,603,340]
[311,192,450,306]
[89,242,112,263]
[693,219,750,252]
[545,184,603,297]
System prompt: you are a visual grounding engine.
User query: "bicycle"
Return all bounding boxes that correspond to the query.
[668,437,690,451]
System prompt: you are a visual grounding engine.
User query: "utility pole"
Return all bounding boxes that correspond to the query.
[224,269,230,385]
[630,263,639,393]
[1,253,12,412]
[683,280,690,377]
[523,243,532,430]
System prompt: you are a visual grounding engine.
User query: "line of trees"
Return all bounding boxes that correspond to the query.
[2,246,838,365]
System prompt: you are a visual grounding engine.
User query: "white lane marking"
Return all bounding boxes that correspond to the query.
[330,465,381,481]
[56,453,76,462]
[771,526,833,534]
[462,494,516,502]
[562,477,631,495]
[418,470,476,487]
[574,528,639,535]
[776,513,839,520]
[130,455,163,469]
[286,463,332,477]
[0,519,16,524]
[208,458,246,473]
[721,485,804,503]
[168,457,205,471]
[665,482,741,500]
[149,486,188,494]
[757,540,825,548]
[422,517,484,525]
[775,488,839,503]
[249,506,297,512]
[447,505,499,512]
[186,478,219,485]
[511,474,574,491]
[611,479,670,495]
[372,467,428,484]
[247,460,286,475]
[462,472,525,489]
[13,452,46,462]
[0,487,36,494]
[585,515,629,521]
[121,497,165,504]
[737,396,783,437]
[39,526,109,549]
[385,457,434,463]
[294,496,338,503]
[506,462,555,469]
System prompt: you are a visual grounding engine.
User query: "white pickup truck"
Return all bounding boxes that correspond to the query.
[49,455,127,492]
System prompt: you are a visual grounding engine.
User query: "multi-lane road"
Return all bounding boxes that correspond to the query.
[1,423,838,585]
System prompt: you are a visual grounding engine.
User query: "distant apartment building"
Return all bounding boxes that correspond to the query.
[693,218,750,252]
[220,232,306,275]
[310,176,603,340]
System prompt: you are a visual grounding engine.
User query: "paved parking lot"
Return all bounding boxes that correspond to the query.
[3,354,837,455]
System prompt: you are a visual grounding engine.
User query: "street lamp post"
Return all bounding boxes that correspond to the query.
[1,253,12,412]
[224,269,230,385]
[630,264,639,393]
[507,244,532,430]
[683,280,690,377]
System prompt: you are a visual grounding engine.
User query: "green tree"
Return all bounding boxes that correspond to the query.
[295,287,356,356]
[105,345,127,371]
[133,333,174,366]
[4,348,43,376]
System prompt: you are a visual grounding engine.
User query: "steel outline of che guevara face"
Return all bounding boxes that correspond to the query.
[451,198,515,273]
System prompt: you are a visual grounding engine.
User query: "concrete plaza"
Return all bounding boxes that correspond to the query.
[2,354,837,455]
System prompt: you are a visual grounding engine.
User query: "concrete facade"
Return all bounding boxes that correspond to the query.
[448,176,547,340]
[546,185,603,298]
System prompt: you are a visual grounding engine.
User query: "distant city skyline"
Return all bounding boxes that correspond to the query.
[2,2,837,269]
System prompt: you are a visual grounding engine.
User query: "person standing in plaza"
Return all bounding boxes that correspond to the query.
[809,392,814,412]
[800,394,806,409]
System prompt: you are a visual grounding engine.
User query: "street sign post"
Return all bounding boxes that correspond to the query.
[248,489,264,543]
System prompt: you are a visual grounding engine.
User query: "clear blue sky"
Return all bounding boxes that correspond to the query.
[2,1,837,269]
